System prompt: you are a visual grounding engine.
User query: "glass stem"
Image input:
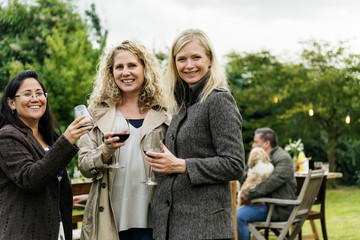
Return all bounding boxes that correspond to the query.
[148,166,153,180]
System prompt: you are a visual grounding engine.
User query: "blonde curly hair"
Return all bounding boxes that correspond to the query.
[88,40,164,112]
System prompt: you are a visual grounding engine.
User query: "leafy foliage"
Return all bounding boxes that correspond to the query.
[0,0,107,127]
[226,41,360,185]
[1,0,108,172]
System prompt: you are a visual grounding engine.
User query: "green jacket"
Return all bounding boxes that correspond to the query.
[245,146,297,221]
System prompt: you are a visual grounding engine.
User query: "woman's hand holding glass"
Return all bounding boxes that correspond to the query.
[101,131,127,164]
[74,105,103,158]
[63,115,93,144]
[103,118,130,168]
[145,141,187,174]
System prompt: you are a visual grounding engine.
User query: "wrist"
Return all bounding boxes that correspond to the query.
[101,144,114,162]
[178,158,187,174]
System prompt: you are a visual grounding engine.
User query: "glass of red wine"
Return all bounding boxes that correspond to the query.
[74,105,102,158]
[108,118,130,168]
[141,129,164,185]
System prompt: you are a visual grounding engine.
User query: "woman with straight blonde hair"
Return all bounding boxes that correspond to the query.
[146,29,245,240]
[78,40,170,240]
[164,28,229,114]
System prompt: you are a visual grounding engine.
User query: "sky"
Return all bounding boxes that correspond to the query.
[76,0,360,64]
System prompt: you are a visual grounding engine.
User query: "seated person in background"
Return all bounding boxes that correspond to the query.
[236,128,297,240]
[238,147,274,207]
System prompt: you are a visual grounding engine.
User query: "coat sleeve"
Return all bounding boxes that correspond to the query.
[0,129,78,192]
[186,91,245,185]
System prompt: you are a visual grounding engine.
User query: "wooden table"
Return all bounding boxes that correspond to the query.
[72,182,92,228]
[295,172,342,240]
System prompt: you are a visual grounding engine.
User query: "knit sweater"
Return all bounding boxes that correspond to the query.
[0,124,78,240]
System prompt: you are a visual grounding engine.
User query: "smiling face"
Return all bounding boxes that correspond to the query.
[7,78,47,127]
[112,50,145,97]
[175,40,211,85]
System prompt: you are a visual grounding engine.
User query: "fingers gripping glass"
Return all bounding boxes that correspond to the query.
[108,118,130,169]
[141,129,164,186]
[74,105,102,158]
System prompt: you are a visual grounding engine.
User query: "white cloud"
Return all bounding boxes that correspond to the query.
[76,0,360,64]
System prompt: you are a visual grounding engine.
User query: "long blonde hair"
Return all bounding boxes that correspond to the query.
[165,29,229,114]
[89,40,164,112]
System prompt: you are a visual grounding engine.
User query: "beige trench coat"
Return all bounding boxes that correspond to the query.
[78,103,170,240]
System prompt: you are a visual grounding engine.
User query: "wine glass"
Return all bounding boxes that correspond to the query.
[108,118,130,168]
[141,129,164,185]
[74,105,102,158]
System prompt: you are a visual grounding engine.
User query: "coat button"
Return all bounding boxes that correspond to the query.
[99,206,104,212]
[171,134,175,141]
[101,183,106,188]
[166,199,171,206]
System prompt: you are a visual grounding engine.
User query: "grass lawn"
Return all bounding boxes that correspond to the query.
[268,186,360,240]
[73,186,359,239]
[301,186,360,240]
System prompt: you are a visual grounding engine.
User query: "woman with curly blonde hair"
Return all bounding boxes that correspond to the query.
[78,40,170,240]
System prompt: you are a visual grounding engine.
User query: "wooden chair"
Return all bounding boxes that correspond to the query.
[72,182,92,239]
[247,170,325,240]
[296,174,327,240]
[231,180,238,240]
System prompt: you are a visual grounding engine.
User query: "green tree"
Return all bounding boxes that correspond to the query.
[226,41,360,184]
[287,40,360,173]
[225,51,296,152]
[0,0,107,126]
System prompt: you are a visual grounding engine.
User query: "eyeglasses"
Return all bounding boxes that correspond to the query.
[14,92,48,100]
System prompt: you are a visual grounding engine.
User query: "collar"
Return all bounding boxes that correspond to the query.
[10,122,33,136]
[89,102,170,135]
[174,71,211,106]
[269,146,280,158]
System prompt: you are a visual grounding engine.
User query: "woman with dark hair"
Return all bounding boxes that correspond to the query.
[0,70,91,240]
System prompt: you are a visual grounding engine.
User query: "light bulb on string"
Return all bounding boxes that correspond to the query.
[308,108,314,117]
[274,96,278,104]
[345,113,350,124]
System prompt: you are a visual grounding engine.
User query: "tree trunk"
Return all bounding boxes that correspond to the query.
[327,137,337,172]
[327,135,338,188]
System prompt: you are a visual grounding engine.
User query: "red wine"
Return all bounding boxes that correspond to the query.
[113,133,130,142]
[79,123,94,128]
[144,148,162,155]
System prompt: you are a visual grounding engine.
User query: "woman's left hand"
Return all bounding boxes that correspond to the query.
[145,141,187,174]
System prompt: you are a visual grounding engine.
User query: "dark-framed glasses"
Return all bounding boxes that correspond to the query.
[14,92,48,100]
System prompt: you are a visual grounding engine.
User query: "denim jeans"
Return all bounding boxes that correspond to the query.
[119,228,153,240]
[236,204,268,240]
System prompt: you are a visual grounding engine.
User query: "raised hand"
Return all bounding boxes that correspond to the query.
[64,115,93,144]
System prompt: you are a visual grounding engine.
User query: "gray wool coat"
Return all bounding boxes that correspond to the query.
[152,74,245,240]
[0,124,78,240]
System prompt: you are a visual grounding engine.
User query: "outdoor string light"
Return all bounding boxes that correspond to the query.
[345,113,351,124]
[273,96,278,103]
[308,108,314,116]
